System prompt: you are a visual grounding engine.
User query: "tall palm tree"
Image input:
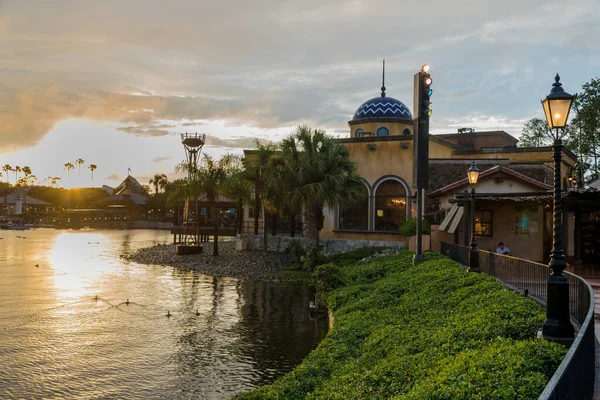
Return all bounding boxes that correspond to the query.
[223,157,252,235]
[89,164,97,181]
[14,166,21,184]
[269,125,364,253]
[76,158,85,175]
[149,173,168,195]
[248,140,277,239]
[2,164,12,185]
[64,162,74,176]
[51,177,61,188]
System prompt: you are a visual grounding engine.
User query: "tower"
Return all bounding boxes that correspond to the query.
[180,132,206,245]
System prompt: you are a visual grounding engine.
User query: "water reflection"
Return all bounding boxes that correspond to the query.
[0,229,328,399]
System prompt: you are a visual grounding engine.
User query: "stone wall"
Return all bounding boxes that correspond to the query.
[241,235,405,255]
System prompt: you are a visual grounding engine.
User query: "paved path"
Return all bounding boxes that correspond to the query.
[568,266,600,399]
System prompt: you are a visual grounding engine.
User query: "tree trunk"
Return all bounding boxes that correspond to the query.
[195,198,199,244]
[213,204,219,256]
[254,182,259,235]
[272,213,277,236]
[237,202,243,235]
[289,213,295,237]
[262,209,268,252]
[303,206,320,254]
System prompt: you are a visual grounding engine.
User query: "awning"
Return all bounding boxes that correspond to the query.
[439,204,464,234]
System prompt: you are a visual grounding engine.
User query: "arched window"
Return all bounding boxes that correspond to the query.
[375,179,407,231]
[402,128,411,135]
[355,128,364,137]
[338,185,369,231]
[376,126,389,136]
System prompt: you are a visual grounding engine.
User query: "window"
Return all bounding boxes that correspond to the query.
[376,126,389,136]
[338,185,369,230]
[475,210,493,236]
[355,128,365,137]
[402,128,411,135]
[375,179,407,231]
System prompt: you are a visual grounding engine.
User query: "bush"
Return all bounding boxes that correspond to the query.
[285,240,307,269]
[398,217,431,236]
[234,249,566,400]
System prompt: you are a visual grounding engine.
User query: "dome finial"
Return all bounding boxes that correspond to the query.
[381,59,386,98]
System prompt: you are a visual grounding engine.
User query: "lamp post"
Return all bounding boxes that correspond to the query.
[541,74,575,341]
[467,161,480,272]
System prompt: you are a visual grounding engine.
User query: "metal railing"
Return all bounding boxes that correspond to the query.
[441,242,596,400]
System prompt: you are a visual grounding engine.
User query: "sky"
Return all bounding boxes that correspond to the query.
[1,0,599,188]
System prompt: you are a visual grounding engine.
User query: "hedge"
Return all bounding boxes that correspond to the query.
[234,250,567,400]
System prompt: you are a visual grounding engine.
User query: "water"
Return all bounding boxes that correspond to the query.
[0,229,328,399]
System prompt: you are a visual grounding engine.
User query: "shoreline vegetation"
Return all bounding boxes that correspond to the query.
[233,249,567,400]
[124,240,301,281]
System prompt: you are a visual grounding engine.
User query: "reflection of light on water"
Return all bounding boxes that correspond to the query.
[49,232,109,299]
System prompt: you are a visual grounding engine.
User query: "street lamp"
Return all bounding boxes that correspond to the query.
[467,161,480,272]
[541,74,575,341]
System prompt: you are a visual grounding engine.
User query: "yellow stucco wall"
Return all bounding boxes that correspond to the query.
[349,121,413,137]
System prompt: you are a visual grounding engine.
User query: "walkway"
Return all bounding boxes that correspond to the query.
[567,265,600,399]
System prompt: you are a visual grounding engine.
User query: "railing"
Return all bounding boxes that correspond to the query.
[441,242,596,400]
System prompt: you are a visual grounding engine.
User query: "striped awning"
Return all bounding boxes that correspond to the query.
[439,204,464,234]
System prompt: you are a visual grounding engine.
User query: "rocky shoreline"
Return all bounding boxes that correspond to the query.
[123,240,297,280]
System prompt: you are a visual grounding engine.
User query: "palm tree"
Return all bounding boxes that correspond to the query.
[269,125,364,255]
[64,162,74,176]
[248,140,277,241]
[89,164,97,181]
[51,177,61,188]
[14,166,21,183]
[2,164,12,185]
[76,158,85,175]
[149,173,168,195]
[223,157,252,235]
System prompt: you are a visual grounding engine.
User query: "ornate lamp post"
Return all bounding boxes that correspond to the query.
[467,161,480,272]
[541,74,575,341]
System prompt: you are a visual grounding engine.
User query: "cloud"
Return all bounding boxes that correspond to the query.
[105,173,121,181]
[152,156,171,163]
[1,0,599,155]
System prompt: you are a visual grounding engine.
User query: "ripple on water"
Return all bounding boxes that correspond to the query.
[0,229,328,399]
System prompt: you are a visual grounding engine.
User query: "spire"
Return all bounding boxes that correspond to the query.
[381,59,386,98]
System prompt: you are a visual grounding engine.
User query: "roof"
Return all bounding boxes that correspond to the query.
[113,175,149,197]
[0,192,54,206]
[351,96,413,122]
[435,130,519,144]
[429,165,553,197]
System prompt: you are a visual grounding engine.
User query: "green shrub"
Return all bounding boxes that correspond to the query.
[234,251,567,400]
[285,240,307,269]
[398,217,431,236]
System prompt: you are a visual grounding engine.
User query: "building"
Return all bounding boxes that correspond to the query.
[240,74,598,266]
[0,191,55,216]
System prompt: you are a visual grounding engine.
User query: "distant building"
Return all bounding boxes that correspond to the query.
[0,191,55,216]
[109,175,150,205]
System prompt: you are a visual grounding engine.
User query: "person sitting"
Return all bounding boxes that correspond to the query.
[496,242,510,255]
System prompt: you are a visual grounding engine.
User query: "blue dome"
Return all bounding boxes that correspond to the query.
[352,96,413,121]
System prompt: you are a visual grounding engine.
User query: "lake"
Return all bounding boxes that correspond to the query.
[0,229,328,399]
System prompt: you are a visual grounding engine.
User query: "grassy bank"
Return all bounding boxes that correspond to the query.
[234,250,567,400]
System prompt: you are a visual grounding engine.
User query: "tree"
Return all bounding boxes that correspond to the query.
[518,118,551,148]
[223,157,253,235]
[268,126,364,255]
[248,140,277,246]
[51,177,61,188]
[573,78,600,181]
[64,162,74,176]
[76,158,85,175]
[2,164,12,185]
[149,173,169,195]
[89,164,97,181]
[14,166,21,183]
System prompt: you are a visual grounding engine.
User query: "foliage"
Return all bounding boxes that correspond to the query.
[398,217,431,236]
[27,186,109,208]
[265,125,364,250]
[312,263,344,294]
[285,240,307,268]
[572,78,600,182]
[518,118,551,148]
[235,251,566,400]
